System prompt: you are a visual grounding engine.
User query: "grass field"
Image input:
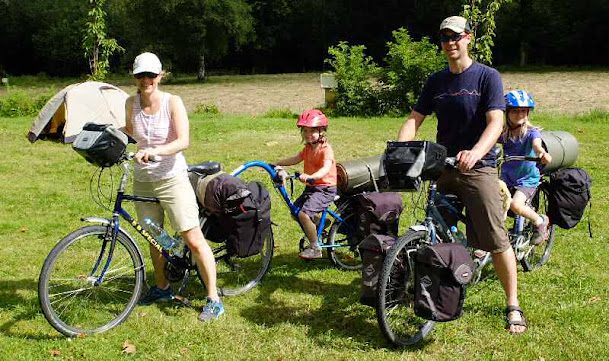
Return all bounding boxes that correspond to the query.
[1,89,608,359]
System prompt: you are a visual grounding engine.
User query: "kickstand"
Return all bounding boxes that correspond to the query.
[173,271,194,308]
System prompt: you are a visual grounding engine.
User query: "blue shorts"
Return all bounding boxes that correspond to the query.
[294,186,337,218]
[510,186,537,202]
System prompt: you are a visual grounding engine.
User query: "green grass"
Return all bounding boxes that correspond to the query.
[0,111,608,360]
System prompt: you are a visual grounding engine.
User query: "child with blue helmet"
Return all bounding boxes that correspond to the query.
[499,90,552,245]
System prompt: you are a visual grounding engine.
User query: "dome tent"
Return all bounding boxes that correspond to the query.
[28,81,128,143]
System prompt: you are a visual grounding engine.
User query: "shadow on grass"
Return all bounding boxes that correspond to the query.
[237,253,432,350]
[0,278,64,340]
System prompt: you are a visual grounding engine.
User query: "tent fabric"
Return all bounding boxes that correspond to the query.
[28,81,129,143]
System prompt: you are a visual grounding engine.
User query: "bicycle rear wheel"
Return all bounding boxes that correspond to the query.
[38,225,145,337]
[327,212,362,270]
[376,230,435,347]
[199,218,274,296]
[521,184,556,271]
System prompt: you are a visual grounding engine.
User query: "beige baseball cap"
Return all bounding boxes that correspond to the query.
[132,52,162,75]
[439,16,471,33]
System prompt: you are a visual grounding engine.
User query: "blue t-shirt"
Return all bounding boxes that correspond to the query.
[414,62,505,165]
[500,127,542,188]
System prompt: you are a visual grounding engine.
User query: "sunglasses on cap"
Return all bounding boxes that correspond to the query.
[134,72,159,79]
[439,33,466,43]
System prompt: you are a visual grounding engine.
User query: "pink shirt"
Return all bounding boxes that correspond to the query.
[131,92,187,181]
[299,142,337,187]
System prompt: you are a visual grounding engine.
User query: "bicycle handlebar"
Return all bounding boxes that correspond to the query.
[504,155,542,163]
[124,152,160,163]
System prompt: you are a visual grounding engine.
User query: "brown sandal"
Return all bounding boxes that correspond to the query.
[505,305,528,334]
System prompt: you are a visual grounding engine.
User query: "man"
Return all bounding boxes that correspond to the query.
[397,16,527,334]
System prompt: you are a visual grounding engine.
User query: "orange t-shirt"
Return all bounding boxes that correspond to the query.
[299,142,337,187]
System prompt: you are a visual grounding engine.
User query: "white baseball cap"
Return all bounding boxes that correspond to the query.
[132,52,162,75]
[439,16,471,33]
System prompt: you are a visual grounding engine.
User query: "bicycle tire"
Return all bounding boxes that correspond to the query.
[376,230,435,347]
[38,225,145,337]
[198,218,274,297]
[327,212,362,270]
[521,183,556,271]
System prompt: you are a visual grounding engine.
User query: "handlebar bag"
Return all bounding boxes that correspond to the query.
[72,123,128,167]
[383,141,447,191]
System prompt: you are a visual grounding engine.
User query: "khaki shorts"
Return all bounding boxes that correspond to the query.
[437,167,510,253]
[133,172,200,233]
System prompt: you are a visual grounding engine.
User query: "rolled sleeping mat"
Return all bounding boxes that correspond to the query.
[336,155,384,195]
[540,130,579,173]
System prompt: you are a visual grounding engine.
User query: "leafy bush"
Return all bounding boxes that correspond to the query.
[380,28,446,115]
[0,90,52,117]
[192,102,220,115]
[325,42,381,116]
[325,29,446,116]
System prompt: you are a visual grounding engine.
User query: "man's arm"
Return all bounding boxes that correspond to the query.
[397,110,426,141]
[456,109,503,171]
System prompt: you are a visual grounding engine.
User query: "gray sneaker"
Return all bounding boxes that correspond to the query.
[198,297,225,322]
[531,215,550,246]
[299,247,323,260]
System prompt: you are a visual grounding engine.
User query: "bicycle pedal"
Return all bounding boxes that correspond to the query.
[173,295,193,308]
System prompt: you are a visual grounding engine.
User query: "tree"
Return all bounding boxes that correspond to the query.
[82,0,124,80]
[118,0,254,81]
[461,0,511,65]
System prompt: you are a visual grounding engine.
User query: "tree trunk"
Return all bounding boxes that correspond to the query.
[197,54,206,82]
[519,41,528,67]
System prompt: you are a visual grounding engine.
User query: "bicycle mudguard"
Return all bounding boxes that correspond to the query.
[410,224,427,232]
[80,217,145,268]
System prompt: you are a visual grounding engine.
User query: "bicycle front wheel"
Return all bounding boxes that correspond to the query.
[327,212,362,270]
[200,218,274,297]
[38,225,145,337]
[521,184,556,271]
[376,230,435,347]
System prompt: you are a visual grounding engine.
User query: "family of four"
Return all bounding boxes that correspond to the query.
[124,15,551,335]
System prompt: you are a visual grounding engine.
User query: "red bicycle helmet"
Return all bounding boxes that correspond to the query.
[297,109,329,128]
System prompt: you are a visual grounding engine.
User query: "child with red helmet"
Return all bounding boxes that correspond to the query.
[273,109,338,259]
[500,90,552,245]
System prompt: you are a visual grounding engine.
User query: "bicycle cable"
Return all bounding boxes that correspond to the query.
[89,166,115,212]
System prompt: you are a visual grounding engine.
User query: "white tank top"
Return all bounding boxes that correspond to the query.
[131,92,187,182]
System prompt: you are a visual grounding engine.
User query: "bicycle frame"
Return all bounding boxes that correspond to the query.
[231,160,349,249]
[85,161,181,286]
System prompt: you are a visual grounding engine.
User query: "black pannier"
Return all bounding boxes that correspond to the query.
[383,141,447,191]
[354,192,403,240]
[358,234,396,307]
[72,123,130,167]
[414,242,474,322]
[194,173,271,258]
[546,167,592,230]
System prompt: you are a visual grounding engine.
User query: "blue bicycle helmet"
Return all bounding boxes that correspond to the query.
[505,89,535,109]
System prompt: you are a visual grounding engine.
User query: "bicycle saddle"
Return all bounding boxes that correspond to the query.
[188,161,222,176]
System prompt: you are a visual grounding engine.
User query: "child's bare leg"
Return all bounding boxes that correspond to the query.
[510,190,542,224]
[298,211,319,248]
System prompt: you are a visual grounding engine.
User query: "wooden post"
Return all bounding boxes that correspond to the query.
[320,73,337,108]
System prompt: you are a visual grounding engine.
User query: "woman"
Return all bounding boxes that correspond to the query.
[125,52,224,322]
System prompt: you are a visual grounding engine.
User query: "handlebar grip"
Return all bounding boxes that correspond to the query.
[445,157,457,168]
